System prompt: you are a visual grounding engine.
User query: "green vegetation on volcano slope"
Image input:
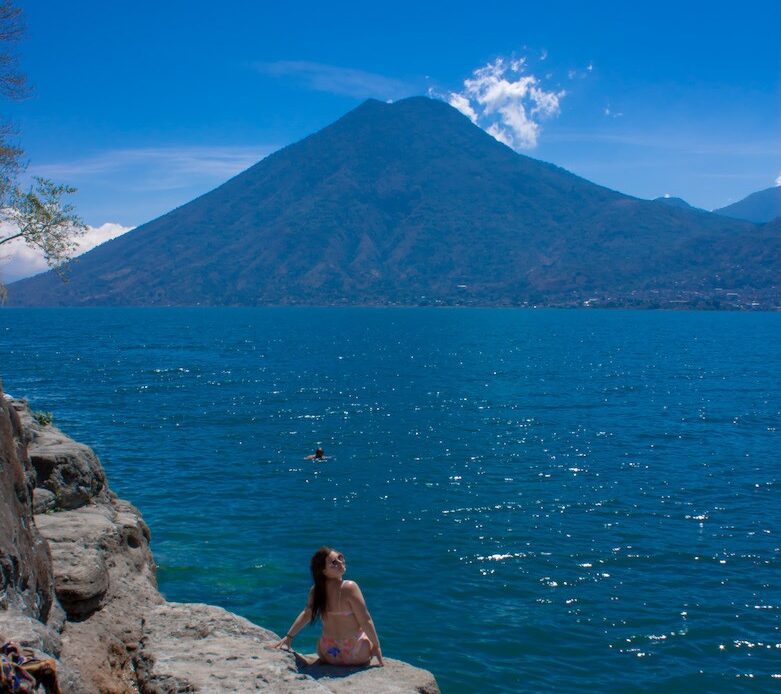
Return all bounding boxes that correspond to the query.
[9,97,779,309]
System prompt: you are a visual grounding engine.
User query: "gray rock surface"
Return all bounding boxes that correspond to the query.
[35,500,157,622]
[136,602,328,693]
[36,506,115,620]
[0,391,440,693]
[36,496,162,691]
[0,392,54,621]
[33,487,57,514]
[0,609,63,656]
[300,658,440,693]
[28,425,108,510]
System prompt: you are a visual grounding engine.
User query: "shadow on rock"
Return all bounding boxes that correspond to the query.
[295,652,378,679]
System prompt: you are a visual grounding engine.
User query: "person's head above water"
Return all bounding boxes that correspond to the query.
[314,448,325,458]
[310,546,346,622]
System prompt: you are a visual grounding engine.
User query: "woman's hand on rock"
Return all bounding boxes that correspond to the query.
[269,635,293,650]
[372,644,384,666]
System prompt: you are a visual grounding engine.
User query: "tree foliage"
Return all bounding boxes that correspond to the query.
[0,0,27,101]
[0,0,84,301]
[0,0,25,208]
[2,177,86,270]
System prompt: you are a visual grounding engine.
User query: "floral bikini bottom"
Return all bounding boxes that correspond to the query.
[318,631,372,665]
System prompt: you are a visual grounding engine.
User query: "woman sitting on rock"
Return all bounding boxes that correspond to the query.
[272,547,384,666]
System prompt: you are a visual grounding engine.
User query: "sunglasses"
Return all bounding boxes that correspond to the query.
[328,554,345,567]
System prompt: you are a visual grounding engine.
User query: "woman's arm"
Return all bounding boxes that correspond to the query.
[344,581,384,666]
[270,588,314,650]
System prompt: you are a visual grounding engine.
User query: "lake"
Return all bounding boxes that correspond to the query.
[2,307,779,692]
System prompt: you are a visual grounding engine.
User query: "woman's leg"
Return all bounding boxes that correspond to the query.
[343,634,372,666]
[316,638,329,662]
[318,634,371,666]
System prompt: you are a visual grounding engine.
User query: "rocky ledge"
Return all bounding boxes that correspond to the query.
[0,388,439,693]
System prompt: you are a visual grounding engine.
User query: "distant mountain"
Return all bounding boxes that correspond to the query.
[8,97,780,309]
[714,186,781,223]
[653,196,694,210]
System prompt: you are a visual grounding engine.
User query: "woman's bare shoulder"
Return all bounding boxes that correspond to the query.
[342,580,365,597]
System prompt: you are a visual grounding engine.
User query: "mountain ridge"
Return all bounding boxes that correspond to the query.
[653,196,696,210]
[713,185,781,223]
[8,96,779,309]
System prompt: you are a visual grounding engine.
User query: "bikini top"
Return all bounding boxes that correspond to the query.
[327,608,354,617]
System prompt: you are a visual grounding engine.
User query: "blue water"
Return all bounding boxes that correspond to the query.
[1,308,779,693]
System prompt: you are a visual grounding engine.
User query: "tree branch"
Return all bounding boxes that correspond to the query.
[0,229,25,244]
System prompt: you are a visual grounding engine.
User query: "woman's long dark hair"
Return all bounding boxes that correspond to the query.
[309,546,333,623]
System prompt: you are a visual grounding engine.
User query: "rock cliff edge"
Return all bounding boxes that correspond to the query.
[0,386,439,693]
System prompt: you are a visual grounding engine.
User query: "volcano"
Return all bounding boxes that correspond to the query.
[8,97,779,309]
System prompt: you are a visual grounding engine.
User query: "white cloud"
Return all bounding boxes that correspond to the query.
[486,123,513,147]
[775,173,781,186]
[0,222,133,283]
[447,93,478,123]
[568,62,594,80]
[32,145,273,193]
[255,61,417,100]
[446,56,565,150]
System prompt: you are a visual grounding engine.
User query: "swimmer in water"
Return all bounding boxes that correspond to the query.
[305,447,326,460]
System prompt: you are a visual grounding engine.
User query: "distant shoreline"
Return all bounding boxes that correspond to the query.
[3,302,779,312]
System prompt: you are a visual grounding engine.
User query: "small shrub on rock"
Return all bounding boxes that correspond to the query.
[32,411,53,426]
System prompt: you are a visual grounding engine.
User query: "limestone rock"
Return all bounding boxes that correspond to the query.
[0,389,54,621]
[35,507,114,619]
[0,608,62,656]
[59,613,140,694]
[136,602,329,693]
[33,495,161,690]
[33,487,57,514]
[28,426,107,510]
[300,658,440,694]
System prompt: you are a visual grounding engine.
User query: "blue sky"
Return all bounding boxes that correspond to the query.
[6,1,781,235]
